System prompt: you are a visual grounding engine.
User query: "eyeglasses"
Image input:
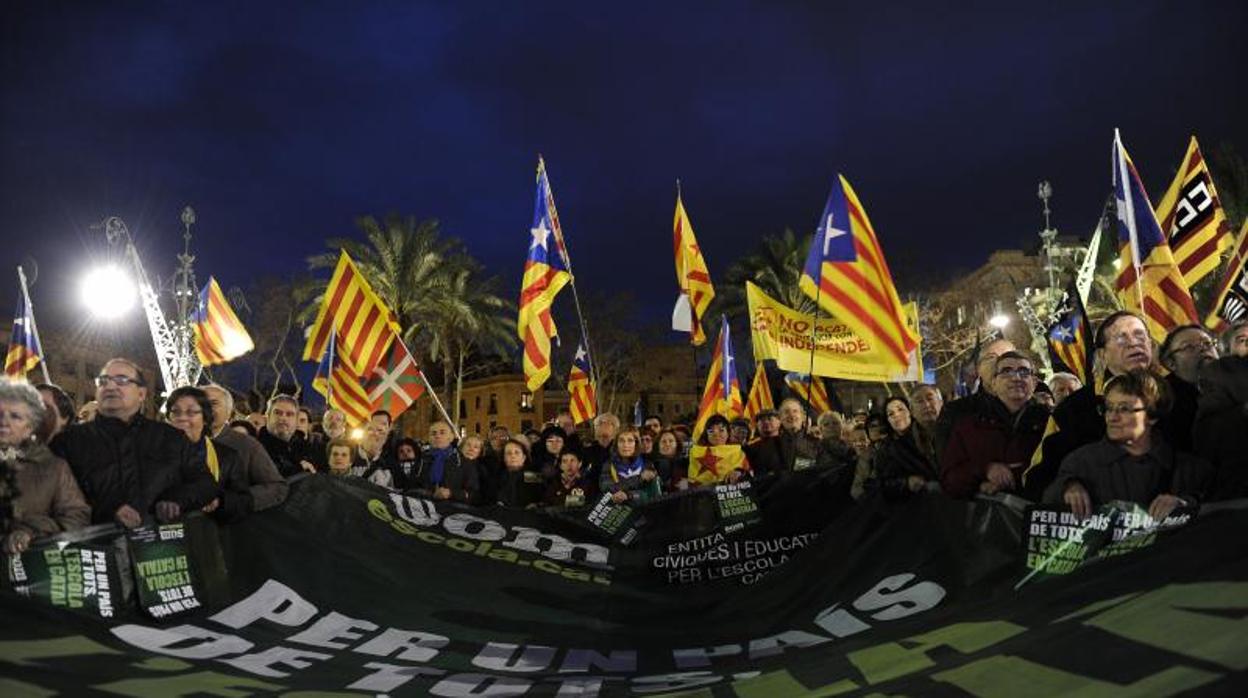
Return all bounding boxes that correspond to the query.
[1099,404,1147,417]
[95,374,144,387]
[168,408,202,418]
[1107,330,1151,347]
[1169,338,1216,355]
[995,366,1035,379]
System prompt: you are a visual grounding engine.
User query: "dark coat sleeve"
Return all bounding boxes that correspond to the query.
[939,419,984,500]
[212,446,255,524]
[159,431,217,512]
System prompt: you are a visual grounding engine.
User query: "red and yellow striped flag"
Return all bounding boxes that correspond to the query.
[1205,219,1248,333]
[312,331,372,427]
[673,191,715,346]
[567,342,597,425]
[191,277,254,366]
[744,365,774,423]
[799,175,917,368]
[303,251,401,378]
[1155,136,1232,287]
[518,158,572,391]
[784,372,833,416]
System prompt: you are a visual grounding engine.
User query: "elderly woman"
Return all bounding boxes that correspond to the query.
[1,378,90,554]
[871,396,939,500]
[600,427,661,503]
[496,437,542,508]
[165,386,253,523]
[1048,370,1212,520]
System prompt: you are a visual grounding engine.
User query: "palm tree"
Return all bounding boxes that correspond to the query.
[715,227,818,323]
[302,214,515,418]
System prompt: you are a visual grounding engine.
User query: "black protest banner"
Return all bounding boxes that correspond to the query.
[3,524,120,619]
[127,523,202,619]
[1020,501,1195,583]
[1,474,1245,697]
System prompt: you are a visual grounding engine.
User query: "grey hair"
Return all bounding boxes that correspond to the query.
[0,377,48,433]
[201,383,234,417]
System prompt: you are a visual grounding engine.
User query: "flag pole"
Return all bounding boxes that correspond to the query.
[326,321,335,407]
[17,265,51,385]
[417,369,456,429]
[805,256,825,427]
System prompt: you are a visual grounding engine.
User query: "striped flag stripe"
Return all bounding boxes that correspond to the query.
[815,272,910,364]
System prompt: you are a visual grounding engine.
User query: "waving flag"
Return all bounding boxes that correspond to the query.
[1205,219,1248,332]
[692,316,744,440]
[799,175,917,368]
[191,277,254,366]
[784,372,833,416]
[304,251,401,378]
[4,292,41,378]
[312,331,372,427]
[672,190,715,346]
[567,342,597,426]
[1046,283,1095,385]
[518,158,573,391]
[1155,136,1231,287]
[744,365,774,424]
[1112,130,1198,342]
[365,337,425,422]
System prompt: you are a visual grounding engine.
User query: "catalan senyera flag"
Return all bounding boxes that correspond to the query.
[784,372,832,416]
[517,158,573,391]
[1205,218,1248,333]
[4,292,42,378]
[312,331,372,427]
[567,342,597,426]
[191,277,254,366]
[1046,282,1095,385]
[799,175,918,368]
[744,364,774,424]
[364,337,425,422]
[1112,130,1199,343]
[687,444,749,486]
[303,251,401,378]
[1155,136,1232,287]
[673,191,715,346]
[692,316,744,441]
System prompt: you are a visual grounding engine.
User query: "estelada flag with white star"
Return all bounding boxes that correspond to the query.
[687,444,749,486]
[692,316,744,441]
[365,336,426,421]
[517,157,573,391]
[567,341,597,426]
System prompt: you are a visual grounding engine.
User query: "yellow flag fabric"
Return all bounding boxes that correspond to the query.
[673,193,715,346]
[1154,136,1232,287]
[687,444,748,485]
[747,282,922,381]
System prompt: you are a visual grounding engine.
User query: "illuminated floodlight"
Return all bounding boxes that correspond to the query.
[988,314,1011,330]
[350,427,365,441]
[81,265,136,319]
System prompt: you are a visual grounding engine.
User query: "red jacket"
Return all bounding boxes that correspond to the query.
[939,397,1049,499]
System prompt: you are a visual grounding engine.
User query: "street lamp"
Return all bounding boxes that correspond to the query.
[988,313,1010,330]
[80,265,136,319]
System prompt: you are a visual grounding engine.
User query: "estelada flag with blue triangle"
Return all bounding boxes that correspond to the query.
[4,291,42,378]
[191,277,254,366]
[1046,282,1095,385]
[567,341,597,426]
[365,336,426,422]
[517,157,573,391]
[692,316,744,441]
[799,175,918,368]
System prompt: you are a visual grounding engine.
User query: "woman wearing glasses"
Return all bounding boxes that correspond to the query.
[165,386,254,523]
[1048,370,1211,521]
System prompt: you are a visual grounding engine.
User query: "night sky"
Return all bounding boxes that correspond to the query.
[3,1,1245,336]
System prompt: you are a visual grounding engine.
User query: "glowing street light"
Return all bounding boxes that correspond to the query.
[988,313,1011,330]
[81,265,136,319]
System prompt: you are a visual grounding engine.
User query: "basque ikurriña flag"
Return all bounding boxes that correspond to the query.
[1112,130,1198,342]
[191,277,254,366]
[692,316,744,440]
[799,175,918,368]
[4,293,41,378]
[567,342,597,426]
[517,157,572,391]
[364,337,426,422]
[1046,283,1095,385]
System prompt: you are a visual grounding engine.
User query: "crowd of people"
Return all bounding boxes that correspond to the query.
[1,312,1246,555]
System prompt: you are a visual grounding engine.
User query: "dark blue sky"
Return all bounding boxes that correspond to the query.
[3,1,1245,330]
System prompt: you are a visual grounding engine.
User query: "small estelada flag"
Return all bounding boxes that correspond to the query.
[687,444,748,486]
[567,341,597,426]
[191,277,254,366]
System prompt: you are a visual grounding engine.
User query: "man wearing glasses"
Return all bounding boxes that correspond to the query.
[1159,325,1218,452]
[52,358,216,528]
[1024,311,1156,500]
[1194,320,1248,500]
[940,352,1048,499]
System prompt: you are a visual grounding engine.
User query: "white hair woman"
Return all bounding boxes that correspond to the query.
[0,378,90,554]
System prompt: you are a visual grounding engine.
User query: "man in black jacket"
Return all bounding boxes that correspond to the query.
[51,358,215,528]
[1159,324,1218,453]
[256,394,317,477]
